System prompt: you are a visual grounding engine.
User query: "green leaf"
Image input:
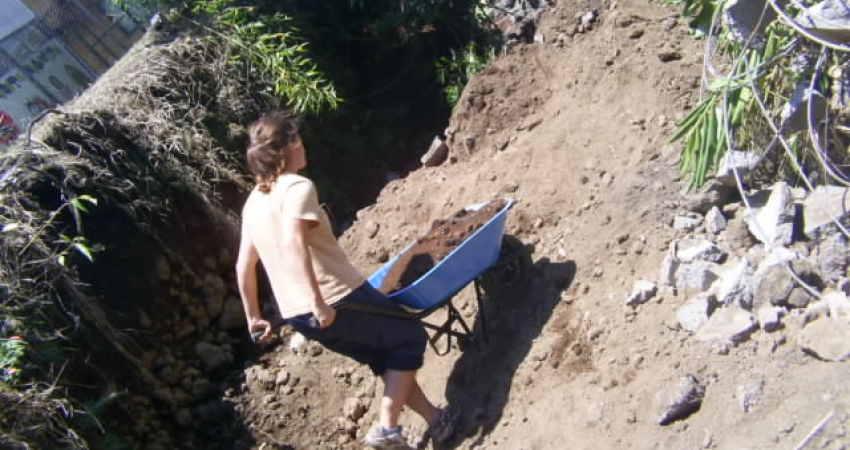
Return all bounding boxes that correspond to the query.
[73,243,95,262]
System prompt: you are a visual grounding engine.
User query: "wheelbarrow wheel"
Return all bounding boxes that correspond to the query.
[479,235,533,302]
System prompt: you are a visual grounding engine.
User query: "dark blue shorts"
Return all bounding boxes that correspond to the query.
[287,283,428,375]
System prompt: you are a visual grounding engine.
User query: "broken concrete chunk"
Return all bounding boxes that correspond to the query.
[737,379,764,413]
[624,280,658,306]
[798,0,850,44]
[757,306,785,332]
[716,150,760,186]
[656,374,706,425]
[780,82,828,133]
[676,236,727,264]
[675,261,720,292]
[421,136,449,167]
[814,231,848,283]
[723,0,776,48]
[678,293,718,332]
[705,206,727,235]
[714,258,755,309]
[803,185,850,238]
[826,290,850,323]
[674,212,704,232]
[744,182,797,247]
[798,318,850,362]
[659,253,679,287]
[694,306,757,347]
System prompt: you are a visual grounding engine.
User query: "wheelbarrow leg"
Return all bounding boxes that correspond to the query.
[422,301,473,355]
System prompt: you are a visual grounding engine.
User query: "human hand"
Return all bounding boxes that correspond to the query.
[312,302,336,329]
[248,317,272,343]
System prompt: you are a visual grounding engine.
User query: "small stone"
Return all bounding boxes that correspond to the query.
[656,374,705,425]
[757,306,784,332]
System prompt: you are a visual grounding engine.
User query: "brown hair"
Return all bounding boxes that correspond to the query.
[246,110,299,193]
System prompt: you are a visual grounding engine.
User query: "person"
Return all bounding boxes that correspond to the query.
[235,110,456,450]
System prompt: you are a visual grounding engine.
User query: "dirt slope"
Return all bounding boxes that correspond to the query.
[233,0,849,449]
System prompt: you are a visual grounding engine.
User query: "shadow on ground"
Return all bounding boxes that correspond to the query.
[442,258,576,449]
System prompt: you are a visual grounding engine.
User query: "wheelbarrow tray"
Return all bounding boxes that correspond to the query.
[367,198,515,310]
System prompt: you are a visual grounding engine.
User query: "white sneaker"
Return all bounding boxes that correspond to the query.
[362,424,413,450]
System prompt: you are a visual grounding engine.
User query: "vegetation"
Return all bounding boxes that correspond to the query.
[666,0,850,190]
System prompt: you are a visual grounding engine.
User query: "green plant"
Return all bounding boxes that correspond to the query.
[0,336,27,384]
[435,43,494,107]
[665,0,850,190]
[193,0,340,114]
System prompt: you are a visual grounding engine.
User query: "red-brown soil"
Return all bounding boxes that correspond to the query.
[378,199,507,294]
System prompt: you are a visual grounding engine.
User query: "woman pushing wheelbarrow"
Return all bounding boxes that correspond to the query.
[235,110,456,450]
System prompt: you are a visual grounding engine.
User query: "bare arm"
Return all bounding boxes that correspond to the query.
[280,217,336,329]
[235,230,271,341]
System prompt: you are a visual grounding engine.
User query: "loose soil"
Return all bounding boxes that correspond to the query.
[378,199,507,294]
[230,0,849,448]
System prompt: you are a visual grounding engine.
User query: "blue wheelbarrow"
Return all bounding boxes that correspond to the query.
[358,198,533,355]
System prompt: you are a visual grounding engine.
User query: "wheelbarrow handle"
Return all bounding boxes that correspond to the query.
[250,316,318,342]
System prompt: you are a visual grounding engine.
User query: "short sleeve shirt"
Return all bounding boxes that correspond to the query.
[241,174,365,318]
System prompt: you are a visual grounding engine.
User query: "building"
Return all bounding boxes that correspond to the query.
[0,0,147,147]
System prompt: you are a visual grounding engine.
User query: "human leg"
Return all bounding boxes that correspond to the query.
[379,370,440,427]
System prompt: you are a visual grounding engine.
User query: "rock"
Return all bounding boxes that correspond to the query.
[826,290,850,322]
[673,212,703,232]
[754,259,823,308]
[839,277,850,296]
[684,180,734,214]
[658,50,683,62]
[365,221,380,239]
[798,0,850,44]
[275,370,290,386]
[802,185,850,238]
[674,261,719,292]
[798,318,850,361]
[308,342,324,357]
[715,150,760,186]
[677,293,718,332]
[694,306,757,347]
[705,206,727,235]
[786,84,829,132]
[744,182,796,247]
[714,258,755,309]
[723,0,776,48]
[218,297,245,331]
[757,306,785,332]
[737,380,764,413]
[813,229,848,283]
[787,287,816,309]
[421,136,449,167]
[624,280,658,306]
[175,408,193,428]
[580,10,597,26]
[343,397,367,421]
[656,374,705,425]
[676,236,727,264]
[289,332,307,352]
[659,253,678,287]
[195,342,232,372]
[724,214,757,248]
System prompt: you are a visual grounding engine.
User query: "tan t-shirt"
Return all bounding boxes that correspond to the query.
[241,173,365,318]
